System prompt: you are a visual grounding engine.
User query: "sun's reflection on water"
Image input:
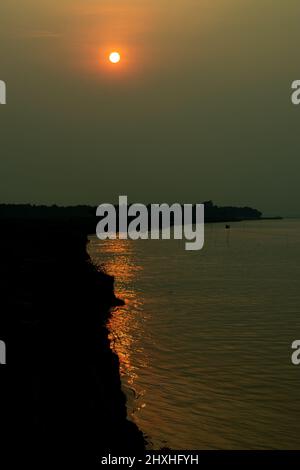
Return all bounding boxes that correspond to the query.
[88,237,148,412]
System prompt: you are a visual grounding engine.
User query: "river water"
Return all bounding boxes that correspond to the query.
[88,219,300,449]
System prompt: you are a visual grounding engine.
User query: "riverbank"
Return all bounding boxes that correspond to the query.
[0,217,145,465]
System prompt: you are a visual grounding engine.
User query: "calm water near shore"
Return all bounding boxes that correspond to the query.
[88,219,300,449]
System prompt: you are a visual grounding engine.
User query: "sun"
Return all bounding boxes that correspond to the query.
[109,52,121,64]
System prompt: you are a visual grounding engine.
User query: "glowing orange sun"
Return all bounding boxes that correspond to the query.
[109,52,121,64]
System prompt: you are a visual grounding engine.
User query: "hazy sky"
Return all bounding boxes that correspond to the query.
[0,0,300,215]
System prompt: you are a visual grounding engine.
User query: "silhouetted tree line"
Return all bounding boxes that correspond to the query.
[201,200,262,222]
[0,201,262,223]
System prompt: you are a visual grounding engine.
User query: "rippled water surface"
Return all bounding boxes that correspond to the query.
[89,220,300,449]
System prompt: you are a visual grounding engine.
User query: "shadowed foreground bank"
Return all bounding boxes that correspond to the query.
[0,217,145,465]
[0,202,269,463]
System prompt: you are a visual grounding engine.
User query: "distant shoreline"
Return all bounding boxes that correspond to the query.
[0,200,279,226]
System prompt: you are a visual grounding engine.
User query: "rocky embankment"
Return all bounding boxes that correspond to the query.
[0,218,145,465]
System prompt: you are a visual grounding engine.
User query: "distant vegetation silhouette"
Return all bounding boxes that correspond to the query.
[0,200,263,224]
